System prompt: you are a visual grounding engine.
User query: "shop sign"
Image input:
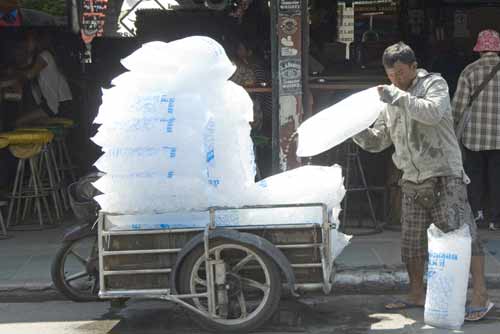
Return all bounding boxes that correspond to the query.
[281,47,298,56]
[354,1,398,15]
[280,17,299,35]
[279,60,302,95]
[279,0,301,12]
[337,4,354,44]
[278,14,301,58]
[337,3,354,59]
[276,0,304,170]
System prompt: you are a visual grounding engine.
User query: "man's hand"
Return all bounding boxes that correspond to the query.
[377,85,405,106]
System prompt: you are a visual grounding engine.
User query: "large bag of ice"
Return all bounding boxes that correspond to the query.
[255,165,346,209]
[120,37,236,82]
[424,223,471,330]
[296,87,385,157]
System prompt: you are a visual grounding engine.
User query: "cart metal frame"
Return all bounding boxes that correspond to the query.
[98,203,336,322]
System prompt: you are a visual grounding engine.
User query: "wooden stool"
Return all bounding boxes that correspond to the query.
[40,118,77,183]
[15,129,64,220]
[18,126,69,212]
[0,130,58,230]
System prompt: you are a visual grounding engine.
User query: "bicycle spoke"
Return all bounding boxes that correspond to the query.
[240,277,269,293]
[237,291,248,319]
[91,278,99,295]
[69,250,88,267]
[232,254,255,273]
[194,276,207,287]
[66,271,89,282]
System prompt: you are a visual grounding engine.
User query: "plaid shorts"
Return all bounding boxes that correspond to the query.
[400,176,483,263]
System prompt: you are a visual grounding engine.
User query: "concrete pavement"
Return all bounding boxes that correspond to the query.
[1,218,500,296]
[1,217,500,333]
[0,292,499,333]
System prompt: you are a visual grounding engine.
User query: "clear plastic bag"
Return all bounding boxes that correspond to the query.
[424,223,471,330]
[297,87,385,157]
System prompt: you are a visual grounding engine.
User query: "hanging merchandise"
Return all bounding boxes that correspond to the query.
[80,0,109,63]
[435,26,445,41]
[336,2,354,60]
[81,0,108,41]
[453,10,470,38]
[408,9,424,36]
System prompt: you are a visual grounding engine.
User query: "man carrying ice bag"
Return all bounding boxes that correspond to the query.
[352,42,493,322]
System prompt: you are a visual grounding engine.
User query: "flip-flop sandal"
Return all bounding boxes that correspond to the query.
[465,301,495,321]
[385,299,424,310]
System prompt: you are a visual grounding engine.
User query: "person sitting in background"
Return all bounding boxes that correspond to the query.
[13,29,72,126]
[229,41,259,87]
[228,39,270,179]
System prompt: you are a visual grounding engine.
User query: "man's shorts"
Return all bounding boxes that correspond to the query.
[400,176,483,263]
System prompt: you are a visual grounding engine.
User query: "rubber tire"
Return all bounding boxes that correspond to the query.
[178,239,281,333]
[51,237,100,302]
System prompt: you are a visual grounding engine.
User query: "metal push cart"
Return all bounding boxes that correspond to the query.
[97,203,338,332]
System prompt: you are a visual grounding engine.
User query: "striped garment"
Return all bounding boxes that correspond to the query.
[452,53,500,151]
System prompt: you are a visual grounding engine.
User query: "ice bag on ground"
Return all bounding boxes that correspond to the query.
[424,223,471,330]
[296,87,385,157]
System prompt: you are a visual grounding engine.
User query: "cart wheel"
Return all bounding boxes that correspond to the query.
[178,239,281,333]
[51,235,100,302]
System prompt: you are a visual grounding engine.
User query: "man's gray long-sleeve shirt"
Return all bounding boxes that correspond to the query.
[353,69,464,184]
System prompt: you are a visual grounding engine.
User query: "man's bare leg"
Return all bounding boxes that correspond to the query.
[466,255,490,320]
[406,258,426,305]
[386,258,426,309]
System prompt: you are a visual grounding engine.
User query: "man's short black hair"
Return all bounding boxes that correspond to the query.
[382,42,417,68]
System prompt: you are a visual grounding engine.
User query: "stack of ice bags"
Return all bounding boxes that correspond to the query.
[89,36,348,248]
[90,35,351,259]
[91,36,256,212]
